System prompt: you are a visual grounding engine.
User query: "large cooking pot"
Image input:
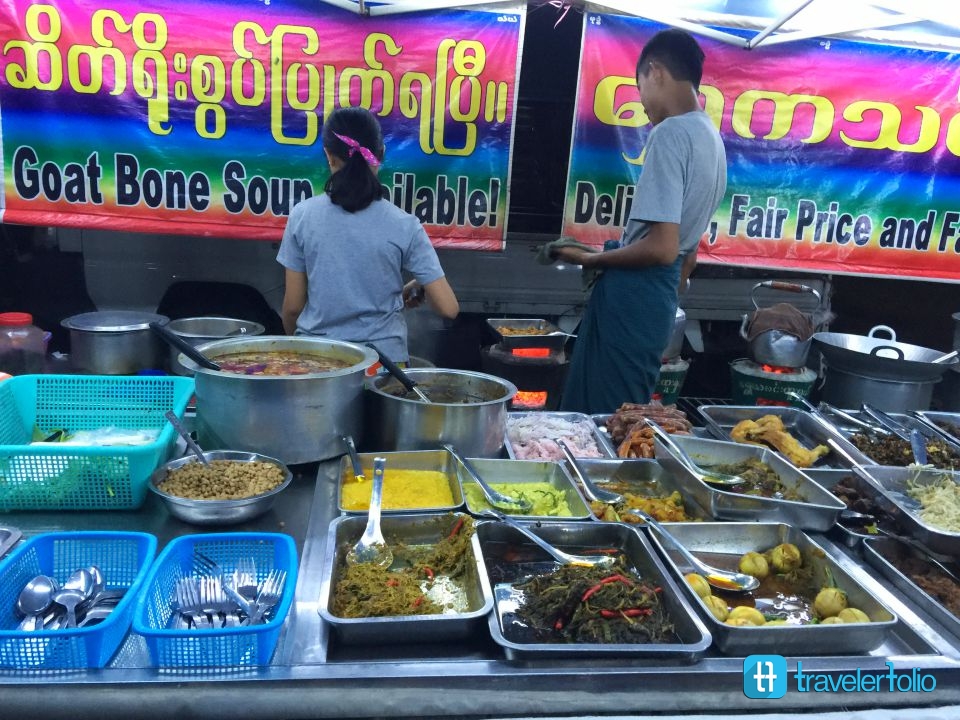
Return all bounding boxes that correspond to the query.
[182,336,377,464]
[62,310,169,374]
[812,325,959,382]
[661,307,686,361]
[366,368,517,458]
[819,366,939,412]
[165,316,265,375]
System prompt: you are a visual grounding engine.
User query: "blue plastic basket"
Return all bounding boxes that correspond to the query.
[0,531,157,670]
[133,532,298,669]
[0,374,194,510]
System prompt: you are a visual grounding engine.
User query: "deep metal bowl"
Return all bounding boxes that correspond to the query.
[148,450,293,525]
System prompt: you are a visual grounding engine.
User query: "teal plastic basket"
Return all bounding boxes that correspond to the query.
[0,374,195,510]
[133,532,298,670]
[0,531,157,669]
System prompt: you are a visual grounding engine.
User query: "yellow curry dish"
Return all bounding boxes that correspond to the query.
[341,469,456,511]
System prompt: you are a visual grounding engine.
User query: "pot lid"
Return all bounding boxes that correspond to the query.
[812,326,959,381]
[62,310,169,332]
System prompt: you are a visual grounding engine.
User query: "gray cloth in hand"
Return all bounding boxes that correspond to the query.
[536,236,602,291]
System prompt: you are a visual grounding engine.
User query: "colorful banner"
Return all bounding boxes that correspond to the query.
[0,1,524,249]
[566,12,960,281]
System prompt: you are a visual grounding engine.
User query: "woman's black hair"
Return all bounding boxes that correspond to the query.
[322,106,385,213]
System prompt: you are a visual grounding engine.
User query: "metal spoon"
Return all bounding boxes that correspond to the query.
[629,509,759,593]
[482,508,616,569]
[555,438,623,504]
[825,438,885,492]
[16,575,59,631]
[345,457,393,569]
[366,343,432,403]
[644,420,746,487]
[52,568,94,629]
[164,410,210,467]
[341,435,366,482]
[444,444,533,513]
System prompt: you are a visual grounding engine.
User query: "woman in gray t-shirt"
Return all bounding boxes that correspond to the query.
[277,107,459,363]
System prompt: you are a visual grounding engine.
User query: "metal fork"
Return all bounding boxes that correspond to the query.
[174,576,207,629]
[234,557,258,602]
[244,569,286,626]
[200,576,240,628]
[194,551,251,616]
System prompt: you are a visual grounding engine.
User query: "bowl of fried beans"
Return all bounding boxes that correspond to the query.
[148,450,293,525]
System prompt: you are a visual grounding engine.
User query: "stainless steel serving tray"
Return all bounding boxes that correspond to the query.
[916,411,960,444]
[337,450,464,515]
[804,468,896,549]
[459,458,592,520]
[477,519,712,660]
[485,318,568,351]
[647,522,898,656]
[317,512,493,645]
[855,466,960,555]
[863,536,960,642]
[505,411,617,460]
[698,405,873,469]
[652,434,846,531]
[573,458,711,523]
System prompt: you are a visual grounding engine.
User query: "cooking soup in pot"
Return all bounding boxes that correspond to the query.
[216,350,352,375]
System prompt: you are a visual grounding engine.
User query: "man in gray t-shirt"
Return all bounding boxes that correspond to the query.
[278,194,449,362]
[554,29,727,414]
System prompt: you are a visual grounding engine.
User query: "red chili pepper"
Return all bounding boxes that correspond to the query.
[423,566,435,580]
[599,607,653,619]
[581,574,633,602]
[386,578,399,587]
[448,516,465,539]
[554,617,565,630]
[580,548,619,555]
[412,595,423,608]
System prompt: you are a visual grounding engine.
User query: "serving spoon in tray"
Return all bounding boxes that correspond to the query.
[644,420,746,487]
[628,509,759,593]
[555,438,623,505]
[481,508,616,569]
[444,444,533,513]
[345,457,393,569]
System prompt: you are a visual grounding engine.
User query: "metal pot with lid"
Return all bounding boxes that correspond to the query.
[62,310,169,375]
[740,281,820,368]
[812,325,959,382]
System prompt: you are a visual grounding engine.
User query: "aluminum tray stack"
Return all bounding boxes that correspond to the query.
[652,434,845,531]
[318,513,493,645]
[477,519,712,660]
[698,405,874,469]
[485,318,568,352]
[647,522,898,656]
[505,411,617,460]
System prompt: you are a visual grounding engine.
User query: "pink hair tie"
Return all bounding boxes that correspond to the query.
[333,132,381,168]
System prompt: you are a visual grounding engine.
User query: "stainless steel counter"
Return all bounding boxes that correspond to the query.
[3,460,960,719]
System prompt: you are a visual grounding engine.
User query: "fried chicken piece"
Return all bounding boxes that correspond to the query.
[730,415,829,468]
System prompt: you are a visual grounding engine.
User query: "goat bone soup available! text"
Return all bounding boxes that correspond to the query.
[215,351,352,375]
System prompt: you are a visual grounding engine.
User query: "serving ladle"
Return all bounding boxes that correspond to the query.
[16,574,59,631]
[629,509,760,593]
[150,321,221,371]
[346,457,393,569]
[341,435,366,482]
[165,410,210,467]
[555,438,623,505]
[482,508,616,569]
[366,342,433,403]
[444,444,533,513]
[644,420,746,487]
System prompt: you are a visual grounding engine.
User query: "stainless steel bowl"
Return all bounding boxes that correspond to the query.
[148,450,293,525]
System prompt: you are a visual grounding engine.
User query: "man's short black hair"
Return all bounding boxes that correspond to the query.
[636,28,706,90]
